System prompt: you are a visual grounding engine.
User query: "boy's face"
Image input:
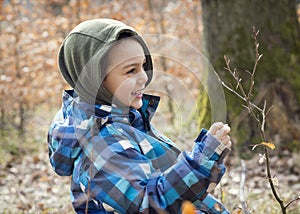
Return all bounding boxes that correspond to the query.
[103,38,148,109]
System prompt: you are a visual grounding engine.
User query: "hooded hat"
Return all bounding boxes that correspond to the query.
[58,18,153,105]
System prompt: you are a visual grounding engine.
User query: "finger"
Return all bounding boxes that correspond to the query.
[214,125,231,140]
[222,124,231,135]
[214,128,225,141]
[226,140,232,148]
[221,135,231,147]
[208,122,224,135]
[221,136,232,149]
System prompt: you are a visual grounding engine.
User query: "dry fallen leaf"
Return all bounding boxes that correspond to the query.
[261,142,276,150]
[252,142,276,151]
[232,207,243,214]
[181,201,197,214]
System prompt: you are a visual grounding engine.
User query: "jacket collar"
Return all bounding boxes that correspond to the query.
[62,90,160,128]
[139,94,160,131]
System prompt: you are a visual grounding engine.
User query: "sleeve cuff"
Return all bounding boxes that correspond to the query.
[195,129,229,161]
[195,194,230,214]
[194,128,208,143]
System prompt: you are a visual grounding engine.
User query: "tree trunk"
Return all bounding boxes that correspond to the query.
[201,0,300,156]
[0,107,4,129]
[19,104,25,138]
[146,0,177,127]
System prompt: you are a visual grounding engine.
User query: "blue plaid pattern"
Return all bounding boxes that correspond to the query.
[48,90,230,213]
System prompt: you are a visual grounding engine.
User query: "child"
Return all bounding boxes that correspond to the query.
[48,18,232,214]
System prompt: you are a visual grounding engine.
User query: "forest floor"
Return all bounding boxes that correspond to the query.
[1,104,300,213]
[0,147,299,214]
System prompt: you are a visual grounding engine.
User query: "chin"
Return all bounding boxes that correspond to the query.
[130,101,143,109]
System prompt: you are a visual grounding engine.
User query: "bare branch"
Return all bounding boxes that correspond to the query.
[266,105,274,117]
[240,160,250,214]
[285,195,300,209]
[261,100,267,134]
[216,27,291,213]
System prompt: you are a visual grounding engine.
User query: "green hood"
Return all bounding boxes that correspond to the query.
[58,18,153,105]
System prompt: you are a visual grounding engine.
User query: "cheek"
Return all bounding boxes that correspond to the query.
[113,80,135,99]
[105,77,131,95]
[117,79,135,93]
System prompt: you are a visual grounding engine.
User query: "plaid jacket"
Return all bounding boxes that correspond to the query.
[48,90,230,214]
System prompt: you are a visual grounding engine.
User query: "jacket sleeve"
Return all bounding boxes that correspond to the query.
[190,129,230,213]
[75,118,229,213]
[47,109,81,176]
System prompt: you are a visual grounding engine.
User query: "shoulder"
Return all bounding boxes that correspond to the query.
[75,117,141,152]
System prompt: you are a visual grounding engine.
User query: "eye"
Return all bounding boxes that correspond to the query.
[126,68,135,75]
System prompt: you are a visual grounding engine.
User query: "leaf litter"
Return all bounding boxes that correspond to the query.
[0,149,299,213]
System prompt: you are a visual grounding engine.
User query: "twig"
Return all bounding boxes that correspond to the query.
[215,27,296,214]
[214,66,263,112]
[264,148,285,213]
[285,195,300,209]
[240,159,250,214]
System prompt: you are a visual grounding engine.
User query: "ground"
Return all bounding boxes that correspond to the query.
[0,147,299,214]
[0,104,299,213]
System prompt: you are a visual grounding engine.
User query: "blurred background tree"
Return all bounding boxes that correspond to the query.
[0,0,299,160]
[1,1,300,213]
[0,0,203,161]
[200,0,300,157]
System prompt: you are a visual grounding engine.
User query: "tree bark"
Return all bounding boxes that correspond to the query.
[201,0,300,156]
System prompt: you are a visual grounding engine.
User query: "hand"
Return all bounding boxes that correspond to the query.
[208,122,232,148]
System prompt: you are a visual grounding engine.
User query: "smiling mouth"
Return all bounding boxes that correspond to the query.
[131,90,143,96]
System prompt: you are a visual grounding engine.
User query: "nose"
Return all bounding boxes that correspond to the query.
[137,69,148,85]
